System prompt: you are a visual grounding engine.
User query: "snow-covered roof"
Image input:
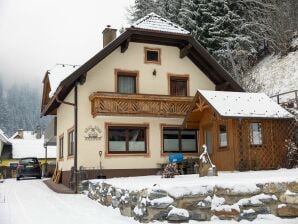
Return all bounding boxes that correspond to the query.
[47,64,80,97]
[131,13,190,35]
[10,136,56,159]
[10,131,38,140]
[198,90,294,119]
[0,129,10,144]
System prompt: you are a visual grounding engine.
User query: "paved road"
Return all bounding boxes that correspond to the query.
[0,178,137,224]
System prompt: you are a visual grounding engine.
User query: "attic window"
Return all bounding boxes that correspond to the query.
[145,47,161,64]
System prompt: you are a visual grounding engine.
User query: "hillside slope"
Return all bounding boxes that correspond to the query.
[248,50,298,96]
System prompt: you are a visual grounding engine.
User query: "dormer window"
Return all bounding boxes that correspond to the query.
[145,47,161,64]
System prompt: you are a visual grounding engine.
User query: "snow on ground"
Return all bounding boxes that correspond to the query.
[248,51,298,96]
[90,169,298,197]
[0,179,137,224]
[0,176,297,224]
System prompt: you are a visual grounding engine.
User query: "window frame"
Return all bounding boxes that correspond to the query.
[162,126,198,153]
[115,69,139,94]
[218,124,228,149]
[107,125,148,154]
[168,74,189,96]
[59,134,64,159]
[250,122,263,146]
[144,47,161,64]
[67,128,75,157]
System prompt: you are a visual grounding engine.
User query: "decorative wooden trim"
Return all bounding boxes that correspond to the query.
[180,44,192,58]
[167,73,190,96]
[160,123,199,156]
[144,47,161,65]
[114,69,139,94]
[104,123,150,157]
[90,92,193,118]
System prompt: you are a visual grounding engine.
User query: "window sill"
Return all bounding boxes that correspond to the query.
[105,152,149,158]
[161,152,199,157]
[218,146,229,151]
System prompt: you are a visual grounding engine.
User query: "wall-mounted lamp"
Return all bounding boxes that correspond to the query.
[153,69,157,76]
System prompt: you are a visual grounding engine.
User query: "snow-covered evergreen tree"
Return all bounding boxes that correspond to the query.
[131,0,158,22]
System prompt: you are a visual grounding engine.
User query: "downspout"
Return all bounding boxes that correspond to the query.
[74,83,78,194]
[55,83,78,193]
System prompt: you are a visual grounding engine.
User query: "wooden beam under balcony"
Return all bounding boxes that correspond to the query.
[89,92,193,118]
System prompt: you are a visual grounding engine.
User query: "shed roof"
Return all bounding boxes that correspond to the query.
[0,129,10,144]
[131,13,190,35]
[198,90,293,119]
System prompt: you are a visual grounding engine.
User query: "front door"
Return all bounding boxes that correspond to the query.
[204,127,213,159]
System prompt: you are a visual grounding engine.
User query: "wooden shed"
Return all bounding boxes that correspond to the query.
[183,90,295,171]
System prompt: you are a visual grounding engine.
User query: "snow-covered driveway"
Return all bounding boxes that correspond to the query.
[0,179,137,224]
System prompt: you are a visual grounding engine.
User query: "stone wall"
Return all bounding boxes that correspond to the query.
[85,181,298,222]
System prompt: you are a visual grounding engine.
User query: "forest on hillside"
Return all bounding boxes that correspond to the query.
[0,78,50,137]
[128,0,298,91]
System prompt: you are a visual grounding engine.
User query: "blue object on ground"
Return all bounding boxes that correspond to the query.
[168,153,184,163]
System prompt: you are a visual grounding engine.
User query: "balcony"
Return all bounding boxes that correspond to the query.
[89,92,193,118]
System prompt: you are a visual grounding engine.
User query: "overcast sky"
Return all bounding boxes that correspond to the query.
[0,0,133,87]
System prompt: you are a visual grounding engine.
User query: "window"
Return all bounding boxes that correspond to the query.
[250,123,262,145]
[219,125,228,147]
[163,127,197,153]
[108,126,147,153]
[116,71,137,94]
[68,129,75,156]
[59,136,64,159]
[170,76,188,96]
[145,47,161,64]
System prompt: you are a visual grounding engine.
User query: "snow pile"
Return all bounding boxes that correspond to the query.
[198,90,293,119]
[167,206,189,218]
[132,13,189,35]
[150,196,174,206]
[248,51,298,96]
[211,195,225,210]
[237,193,277,206]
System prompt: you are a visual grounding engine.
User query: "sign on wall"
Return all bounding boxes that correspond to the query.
[84,125,102,141]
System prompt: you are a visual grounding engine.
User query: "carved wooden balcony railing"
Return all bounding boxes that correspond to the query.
[89,92,193,117]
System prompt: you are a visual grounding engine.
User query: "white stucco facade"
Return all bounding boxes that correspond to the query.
[56,42,216,172]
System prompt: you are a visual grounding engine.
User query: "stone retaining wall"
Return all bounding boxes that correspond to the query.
[85,180,298,222]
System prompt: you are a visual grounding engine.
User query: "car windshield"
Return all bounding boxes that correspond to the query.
[20,158,38,165]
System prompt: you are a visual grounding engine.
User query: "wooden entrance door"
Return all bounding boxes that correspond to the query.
[203,126,213,160]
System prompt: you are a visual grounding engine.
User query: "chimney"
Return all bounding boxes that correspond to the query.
[102,25,117,48]
[17,129,24,139]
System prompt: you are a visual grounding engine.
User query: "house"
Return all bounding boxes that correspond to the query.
[183,90,294,171]
[0,129,56,178]
[0,129,11,161]
[40,13,294,188]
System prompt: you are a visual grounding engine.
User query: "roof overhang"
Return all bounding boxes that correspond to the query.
[41,28,243,116]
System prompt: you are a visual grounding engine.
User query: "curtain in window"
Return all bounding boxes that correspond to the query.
[171,79,187,96]
[181,130,197,151]
[128,129,145,151]
[118,76,135,93]
[251,123,262,145]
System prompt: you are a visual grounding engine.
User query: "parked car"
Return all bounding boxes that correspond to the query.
[16,157,42,180]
